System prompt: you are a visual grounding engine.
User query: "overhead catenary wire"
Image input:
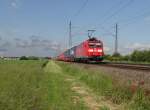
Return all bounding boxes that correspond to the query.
[71,0,89,20]
[69,0,128,35]
[74,0,125,33]
[119,10,150,29]
[100,5,150,33]
[73,0,134,39]
[105,0,134,21]
[99,0,125,22]
[69,0,136,45]
[68,0,89,38]
[94,0,135,30]
[68,0,89,48]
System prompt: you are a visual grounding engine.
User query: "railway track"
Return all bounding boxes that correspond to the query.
[99,62,150,72]
[59,61,150,72]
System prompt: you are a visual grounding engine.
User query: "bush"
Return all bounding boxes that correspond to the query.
[105,50,150,63]
[28,56,39,60]
[104,54,123,61]
[20,56,39,60]
[20,56,28,60]
[130,50,150,62]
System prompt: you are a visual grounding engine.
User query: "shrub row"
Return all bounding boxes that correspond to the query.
[105,50,150,62]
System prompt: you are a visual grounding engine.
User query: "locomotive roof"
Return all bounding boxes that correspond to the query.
[87,37,100,42]
[88,37,97,40]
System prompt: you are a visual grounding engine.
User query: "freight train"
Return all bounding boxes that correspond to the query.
[57,37,104,62]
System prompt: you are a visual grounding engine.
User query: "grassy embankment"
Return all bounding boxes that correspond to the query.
[0,60,87,110]
[44,61,87,110]
[0,60,48,110]
[0,60,150,110]
[57,62,150,110]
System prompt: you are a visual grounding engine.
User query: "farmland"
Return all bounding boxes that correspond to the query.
[0,60,150,110]
[0,60,48,110]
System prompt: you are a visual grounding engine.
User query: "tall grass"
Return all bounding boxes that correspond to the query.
[0,60,88,110]
[0,60,48,110]
[58,62,150,110]
[1,60,149,110]
[44,61,88,110]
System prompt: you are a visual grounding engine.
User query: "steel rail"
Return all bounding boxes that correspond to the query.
[99,62,150,71]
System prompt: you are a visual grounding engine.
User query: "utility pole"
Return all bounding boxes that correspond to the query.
[114,23,118,55]
[69,21,72,48]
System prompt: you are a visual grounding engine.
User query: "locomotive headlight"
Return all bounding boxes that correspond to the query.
[88,49,93,52]
[98,49,102,52]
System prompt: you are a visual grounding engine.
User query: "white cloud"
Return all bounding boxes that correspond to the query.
[124,43,150,50]
[14,37,62,51]
[104,46,111,52]
[11,2,17,8]
[144,15,150,22]
[11,0,21,9]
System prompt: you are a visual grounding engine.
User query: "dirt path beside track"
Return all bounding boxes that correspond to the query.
[46,61,121,110]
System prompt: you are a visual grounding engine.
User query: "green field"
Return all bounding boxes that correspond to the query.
[0,60,150,110]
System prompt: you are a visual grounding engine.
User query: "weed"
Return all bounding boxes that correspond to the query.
[0,60,48,110]
[57,62,150,110]
[100,106,110,110]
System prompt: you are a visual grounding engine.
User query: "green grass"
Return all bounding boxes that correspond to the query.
[100,106,110,110]
[0,60,88,110]
[44,61,88,110]
[0,60,48,110]
[1,60,150,110]
[57,61,150,110]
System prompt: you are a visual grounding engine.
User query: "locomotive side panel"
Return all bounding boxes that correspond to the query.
[74,41,89,62]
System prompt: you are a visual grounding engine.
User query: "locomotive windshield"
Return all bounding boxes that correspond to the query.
[89,42,102,48]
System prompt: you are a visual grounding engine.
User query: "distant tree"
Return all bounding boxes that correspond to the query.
[104,54,122,61]
[121,55,130,61]
[112,52,121,57]
[104,54,111,59]
[20,56,28,60]
[130,50,150,62]
[28,56,39,60]
[104,50,150,62]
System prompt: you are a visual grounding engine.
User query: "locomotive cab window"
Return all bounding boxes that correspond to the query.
[96,43,102,48]
[89,42,102,48]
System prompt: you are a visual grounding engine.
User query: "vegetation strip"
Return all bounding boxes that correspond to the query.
[44,61,88,110]
[46,61,120,110]
[57,61,150,110]
[0,60,150,110]
[57,61,121,110]
[0,60,49,110]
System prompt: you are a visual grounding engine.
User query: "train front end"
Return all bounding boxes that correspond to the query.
[87,38,104,61]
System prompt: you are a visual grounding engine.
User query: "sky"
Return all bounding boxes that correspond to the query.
[0,0,150,57]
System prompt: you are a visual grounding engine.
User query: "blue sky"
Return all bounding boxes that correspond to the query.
[0,0,150,57]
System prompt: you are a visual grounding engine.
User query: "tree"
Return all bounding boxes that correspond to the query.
[20,56,28,60]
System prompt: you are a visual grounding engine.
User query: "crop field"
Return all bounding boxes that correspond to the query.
[0,60,150,110]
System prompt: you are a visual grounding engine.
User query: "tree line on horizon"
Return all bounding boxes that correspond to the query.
[105,50,150,62]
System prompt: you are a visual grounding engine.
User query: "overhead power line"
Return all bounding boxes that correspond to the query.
[95,0,134,30]
[104,0,134,22]
[101,0,125,20]
[68,0,120,37]
[119,10,150,28]
[72,0,89,19]
[68,0,89,48]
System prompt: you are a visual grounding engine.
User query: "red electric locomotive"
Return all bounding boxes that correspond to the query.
[57,37,104,62]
